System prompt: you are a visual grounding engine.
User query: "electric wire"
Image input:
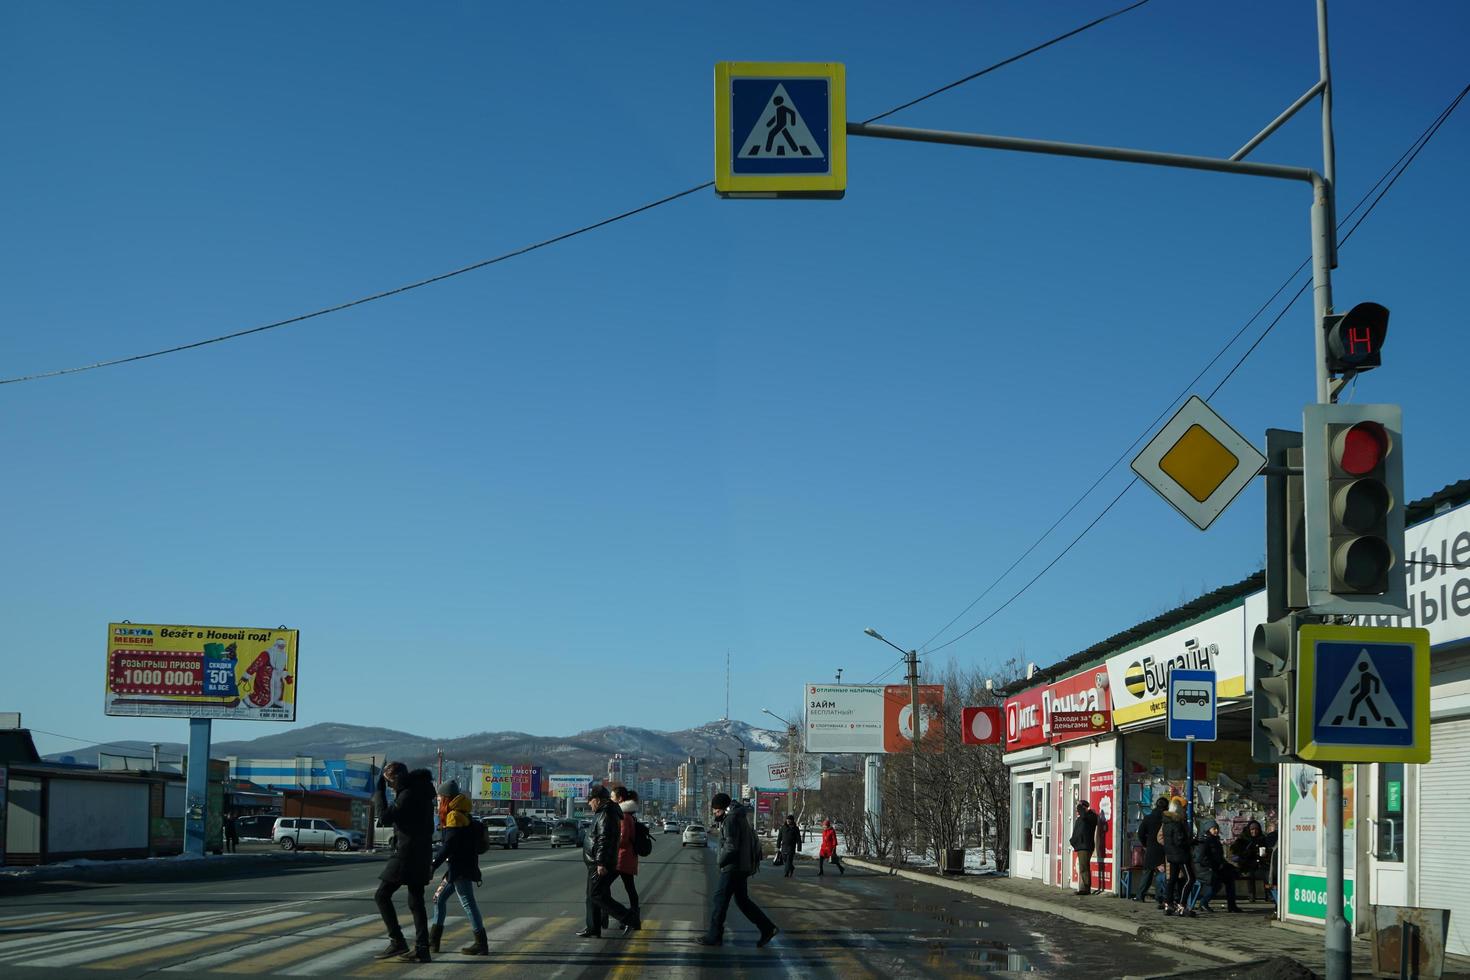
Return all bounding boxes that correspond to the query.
[923,81,1469,657]
[0,3,1156,387]
[860,0,1153,125]
[27,727,185,763]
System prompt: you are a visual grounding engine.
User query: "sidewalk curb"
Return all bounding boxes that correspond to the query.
[818,854,1254,965]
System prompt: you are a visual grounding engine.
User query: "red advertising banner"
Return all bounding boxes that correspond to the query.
[1088,771,1116,890]
[961,706,1003,745]
[1045,668,1113,744]
[1004,685,1046,751]
[882,684,944,752]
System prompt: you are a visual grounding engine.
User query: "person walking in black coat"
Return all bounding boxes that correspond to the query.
[576,785,634,939]
[223,812,239,854]
[697,793,779,947]
[1069,801,1100,896]
[372,762,436,962]
[429,781,488,955]
[1193,820,1242,913]
[1133,796,1169,903]
[777,815,802,879]
[1160,797,1196,917]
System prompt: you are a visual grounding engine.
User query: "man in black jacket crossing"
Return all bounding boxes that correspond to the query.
[697,793,778,947]
[576,785,634,938]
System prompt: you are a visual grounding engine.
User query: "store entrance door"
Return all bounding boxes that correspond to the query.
[1062,773,1081,890]
[1367,762,1409,906]
[1014,778,1048,878]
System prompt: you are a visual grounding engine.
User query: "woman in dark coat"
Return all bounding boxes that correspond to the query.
[1160,797,1196,917]
[777,815,802,879]
[372,763,436,962]
[1193,819,1242,912]
[1134,796,1170,904]
[430,781,487,955]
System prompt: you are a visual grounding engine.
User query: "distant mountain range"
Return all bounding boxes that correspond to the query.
[43,718,786,777]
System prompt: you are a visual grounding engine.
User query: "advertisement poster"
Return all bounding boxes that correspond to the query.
[1287,872,1355,924]
[1088,771,1115,890]
[1287,764,1319,867]
[1104,606,1246,726]
[548,774,595,800]
[804,684,885,753]
[746,751,819,792]
[472,764,544,801]
[882,684,945,752]
[104,623,299,722]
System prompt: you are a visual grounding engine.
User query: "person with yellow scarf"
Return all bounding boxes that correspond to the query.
[430,780,488,955]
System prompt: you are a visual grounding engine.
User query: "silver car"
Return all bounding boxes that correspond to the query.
[273,817,363,851]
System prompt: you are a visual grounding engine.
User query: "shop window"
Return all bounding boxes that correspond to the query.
[1019,784,1034,850]
[1375,762,1406,863]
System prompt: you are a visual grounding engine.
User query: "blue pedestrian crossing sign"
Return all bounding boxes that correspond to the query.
[1297,624,1431,763]
[714,62,846,199]
[1167,669,1217,741]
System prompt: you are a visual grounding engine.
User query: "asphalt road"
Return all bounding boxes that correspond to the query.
[0,838,1218,977]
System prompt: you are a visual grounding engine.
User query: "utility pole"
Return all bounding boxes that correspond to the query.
[436,748,443,786]
[785,725,797,825]
[906,648,921,863]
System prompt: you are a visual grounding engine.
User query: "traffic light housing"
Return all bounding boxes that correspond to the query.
[1323,302,1389,375]
[1303,403,1407,616]
[1252,614,1298,763]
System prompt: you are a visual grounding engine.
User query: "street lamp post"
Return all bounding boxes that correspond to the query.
[712,745,734,800]
[865,628,922,865]
[762,708,800,830]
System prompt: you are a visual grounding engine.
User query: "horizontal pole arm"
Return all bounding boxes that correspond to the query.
[1231,80,1326,162]
[846,121,1318,185]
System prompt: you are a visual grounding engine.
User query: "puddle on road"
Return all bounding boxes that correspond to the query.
[910,902,1037,973]
[924,938,1038,973]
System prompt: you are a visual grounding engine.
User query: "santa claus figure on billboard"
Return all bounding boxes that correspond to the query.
[241,638,292,710]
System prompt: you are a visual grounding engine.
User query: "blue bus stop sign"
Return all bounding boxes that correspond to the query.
[1167,669,1217,742]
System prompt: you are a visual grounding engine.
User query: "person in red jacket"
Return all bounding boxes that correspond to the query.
[818,818,844,877]
[611,786,642,931]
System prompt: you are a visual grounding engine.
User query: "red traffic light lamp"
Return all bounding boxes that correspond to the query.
[1303,404,1407,616]
[1323,302,1388,375]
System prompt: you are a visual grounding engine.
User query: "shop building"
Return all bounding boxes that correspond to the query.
[1002,481,1470,956]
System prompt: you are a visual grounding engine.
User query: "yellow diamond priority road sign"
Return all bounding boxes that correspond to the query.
[1132,395,1265,531]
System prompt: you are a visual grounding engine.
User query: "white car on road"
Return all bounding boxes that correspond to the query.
[273,818,363,851]
[681,824,708,847]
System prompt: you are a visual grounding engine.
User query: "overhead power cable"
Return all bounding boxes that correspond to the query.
[0,2,1154,387]
[922,81,1469,657]
[860,0,1152,125]
[28,727,185,763]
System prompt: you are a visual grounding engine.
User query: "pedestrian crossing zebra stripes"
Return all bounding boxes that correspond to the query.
[0,902,899,977]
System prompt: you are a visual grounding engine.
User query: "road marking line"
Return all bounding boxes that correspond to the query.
[210,916,386,975]
[14,908,302,968]
[0,909,223,958]
[163,913,382,972]
[0,909,142,932]
[86,911,339,971]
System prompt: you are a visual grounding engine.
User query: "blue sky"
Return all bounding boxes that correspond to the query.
[3,2,1466,758]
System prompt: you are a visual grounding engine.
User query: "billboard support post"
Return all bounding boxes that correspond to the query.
[184,717,211,857]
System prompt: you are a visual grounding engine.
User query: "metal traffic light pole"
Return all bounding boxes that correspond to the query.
[848,2,1346,972]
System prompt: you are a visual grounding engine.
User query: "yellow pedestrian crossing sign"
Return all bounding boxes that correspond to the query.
[1296,623,1430,763]
[714,62,846,199]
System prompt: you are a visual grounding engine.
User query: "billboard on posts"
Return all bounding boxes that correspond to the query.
[746,751,820,792]
[472,764,544,801]
[547,774,596,800]
[883,684,944,752]
[804,684,885,753]
[104,623,299,721]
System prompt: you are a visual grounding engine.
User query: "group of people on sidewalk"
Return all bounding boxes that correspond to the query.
[1123,795,1277,917]
[369,760,807,958]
